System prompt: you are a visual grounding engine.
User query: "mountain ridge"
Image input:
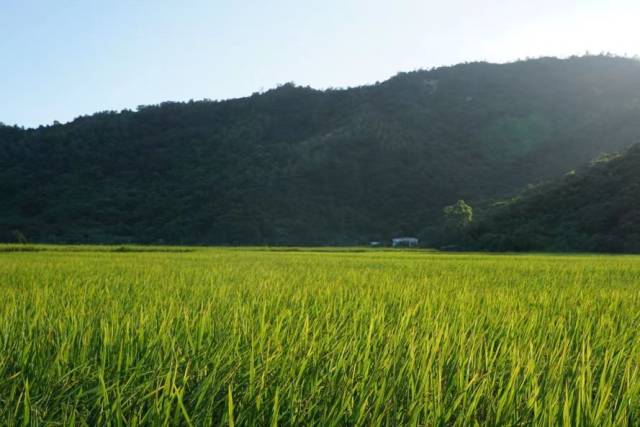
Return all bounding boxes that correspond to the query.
[2,55,640,245]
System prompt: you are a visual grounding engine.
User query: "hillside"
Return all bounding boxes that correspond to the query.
[2,55,640,245]
[468,144,640,252]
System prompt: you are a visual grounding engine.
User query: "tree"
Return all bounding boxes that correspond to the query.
[443,200,473,230]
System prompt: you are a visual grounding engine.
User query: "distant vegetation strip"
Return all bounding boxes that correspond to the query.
[0,244,195,253]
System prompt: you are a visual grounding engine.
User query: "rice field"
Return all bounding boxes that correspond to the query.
[2,246,640,425]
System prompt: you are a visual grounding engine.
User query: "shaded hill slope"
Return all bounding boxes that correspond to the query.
[2,55,640,245]
[469,144,640,252]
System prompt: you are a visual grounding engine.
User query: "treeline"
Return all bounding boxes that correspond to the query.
[2,55,640,246]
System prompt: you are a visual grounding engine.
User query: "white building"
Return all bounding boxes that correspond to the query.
[392,237,418,247]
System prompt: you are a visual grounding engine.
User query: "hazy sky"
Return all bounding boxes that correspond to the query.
[3,0,640,127]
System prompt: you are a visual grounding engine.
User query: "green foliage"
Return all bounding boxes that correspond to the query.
[2,246,640,424]
[443,200,473,230]
[469,144,640,252]
[2,56,640,245]
[419,200,473,248]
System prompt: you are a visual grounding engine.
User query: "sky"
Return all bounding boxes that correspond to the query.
[2,0,640,128]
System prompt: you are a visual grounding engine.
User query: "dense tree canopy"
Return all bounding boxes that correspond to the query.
[2,55,640,246]
[464,144,640,253]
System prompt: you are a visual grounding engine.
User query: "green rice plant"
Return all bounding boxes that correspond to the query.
[1,247,640,425]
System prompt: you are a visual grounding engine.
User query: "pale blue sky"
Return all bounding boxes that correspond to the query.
[2,0,640,127]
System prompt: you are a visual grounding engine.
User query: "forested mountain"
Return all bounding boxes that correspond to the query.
[465,144,640,252]
[2,55,640,245]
